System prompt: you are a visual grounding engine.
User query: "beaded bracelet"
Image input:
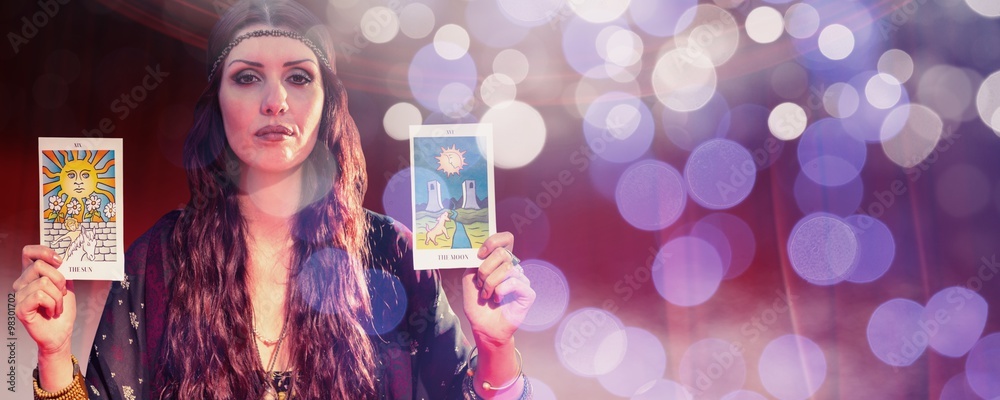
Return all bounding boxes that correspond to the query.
[33,355,88,400]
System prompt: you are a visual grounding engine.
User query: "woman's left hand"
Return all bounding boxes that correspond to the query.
[462,232,535,346]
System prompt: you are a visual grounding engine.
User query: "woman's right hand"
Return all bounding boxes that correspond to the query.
[13,245,76,370]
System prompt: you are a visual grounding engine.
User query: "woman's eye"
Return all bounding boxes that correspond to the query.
[234,73,260,85]
[288,73,312,85]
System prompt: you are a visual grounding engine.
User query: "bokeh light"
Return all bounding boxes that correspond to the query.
[407,44,477,113]
[798,118,867,186]
[745,6,784,44]
[867,298,927,366]
[631,379,693,400]
[493,49,529,84]
[583,92,655,163]
[965,0,1000,18]
[651,48,718,112]
[398,2,435,39]
[880,104,944,168]
[383,102,422,141]
[598,26,644,67]
[693,213,756,279]
[940,372,981,400]
[966,332,1000,398]
[917,65,978,122]
[684,139,756,210]
[380,168,411,230]
[787,213,858,285]
[652,236,724,307]
[768,102,808,141]
[758,335,827,400]
[496,197,551,259]
[865,73,902,110]
[481,100,546,169]
[722,390,768,400]
[817,24,854,61]
[823,82,860,119]
[480,73,517,108]
[843,215,895,284]
[718,104,784,170]
[497,0,564,27]
[783,3,820,39]
[531,379,558,400]
[793,173,863,217]
[975,70,1000,135]
[518,259,570,332]
[924,287,989,357]
[433,24,469,60]
[556,308,627,377]
[615,160,687,231]
[465,0,530,47]
[877,49,914,84]
[662,93,731,151]
[568,0,629,24]
[678,338,747,399]
[598,327,668,397]
[673,4,741,67]
[365,267,407,335]
[629,0,697,37]
[359,6,399,44]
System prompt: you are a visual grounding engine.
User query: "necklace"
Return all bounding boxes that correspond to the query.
[254,318,290,346]
[253,311,290,400]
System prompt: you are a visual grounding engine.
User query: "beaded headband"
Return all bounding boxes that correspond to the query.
[207,28,333,82]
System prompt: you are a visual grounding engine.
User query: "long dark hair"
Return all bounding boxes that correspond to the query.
[156,0,376,398]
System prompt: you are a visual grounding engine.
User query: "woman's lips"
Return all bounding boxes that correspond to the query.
[254,125,294,141]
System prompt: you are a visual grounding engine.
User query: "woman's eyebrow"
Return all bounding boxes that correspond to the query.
[229,59,262,67]
[283,59,316,67]
[226,59,316,68]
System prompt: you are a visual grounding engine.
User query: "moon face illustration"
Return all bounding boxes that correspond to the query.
[435,144,468,177]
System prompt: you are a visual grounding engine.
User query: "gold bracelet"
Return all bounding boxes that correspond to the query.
[467,346,524,391]
[33,355,89,400]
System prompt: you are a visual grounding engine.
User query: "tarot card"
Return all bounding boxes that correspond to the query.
[39,138,124,281]
[410,124,496,270]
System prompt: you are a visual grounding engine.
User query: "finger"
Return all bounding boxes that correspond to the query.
[22,245,62,269]
[476,248,515,293]
[15,285,60,321]
[477,232,514,260]
[13,260,67,295]
[18,277,65,318]
[481,260,518,300]
[492,275,535,304]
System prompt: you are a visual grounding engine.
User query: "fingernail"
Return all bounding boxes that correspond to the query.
[54,254,63,263]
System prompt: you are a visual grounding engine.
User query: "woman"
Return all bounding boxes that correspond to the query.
[13,0,535,398]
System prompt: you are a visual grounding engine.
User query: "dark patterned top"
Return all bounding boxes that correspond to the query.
[83,210,474,399]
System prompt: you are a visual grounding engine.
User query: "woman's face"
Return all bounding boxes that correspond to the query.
[219,26,324,176]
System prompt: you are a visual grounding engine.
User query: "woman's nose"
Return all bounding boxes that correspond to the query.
[261,82,289,115]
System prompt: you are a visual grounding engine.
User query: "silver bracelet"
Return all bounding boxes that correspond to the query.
[463,369,532,400]
[467,346,524,391]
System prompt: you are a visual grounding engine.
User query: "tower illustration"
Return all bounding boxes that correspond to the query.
[461,180,480,209]
[425,180,444,212]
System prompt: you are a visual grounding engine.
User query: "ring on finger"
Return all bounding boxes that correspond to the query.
[503,248,521,267]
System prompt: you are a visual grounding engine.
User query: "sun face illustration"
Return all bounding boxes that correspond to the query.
[435,144,467,177]
[42,150,116,222]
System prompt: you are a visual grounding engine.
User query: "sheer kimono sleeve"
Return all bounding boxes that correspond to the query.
[84,212,177,399]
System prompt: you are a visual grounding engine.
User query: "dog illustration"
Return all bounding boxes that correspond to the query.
[424,211,452,246]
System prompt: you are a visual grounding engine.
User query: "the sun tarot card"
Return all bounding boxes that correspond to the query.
[410,124,496,270]
[38,138,124,281]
